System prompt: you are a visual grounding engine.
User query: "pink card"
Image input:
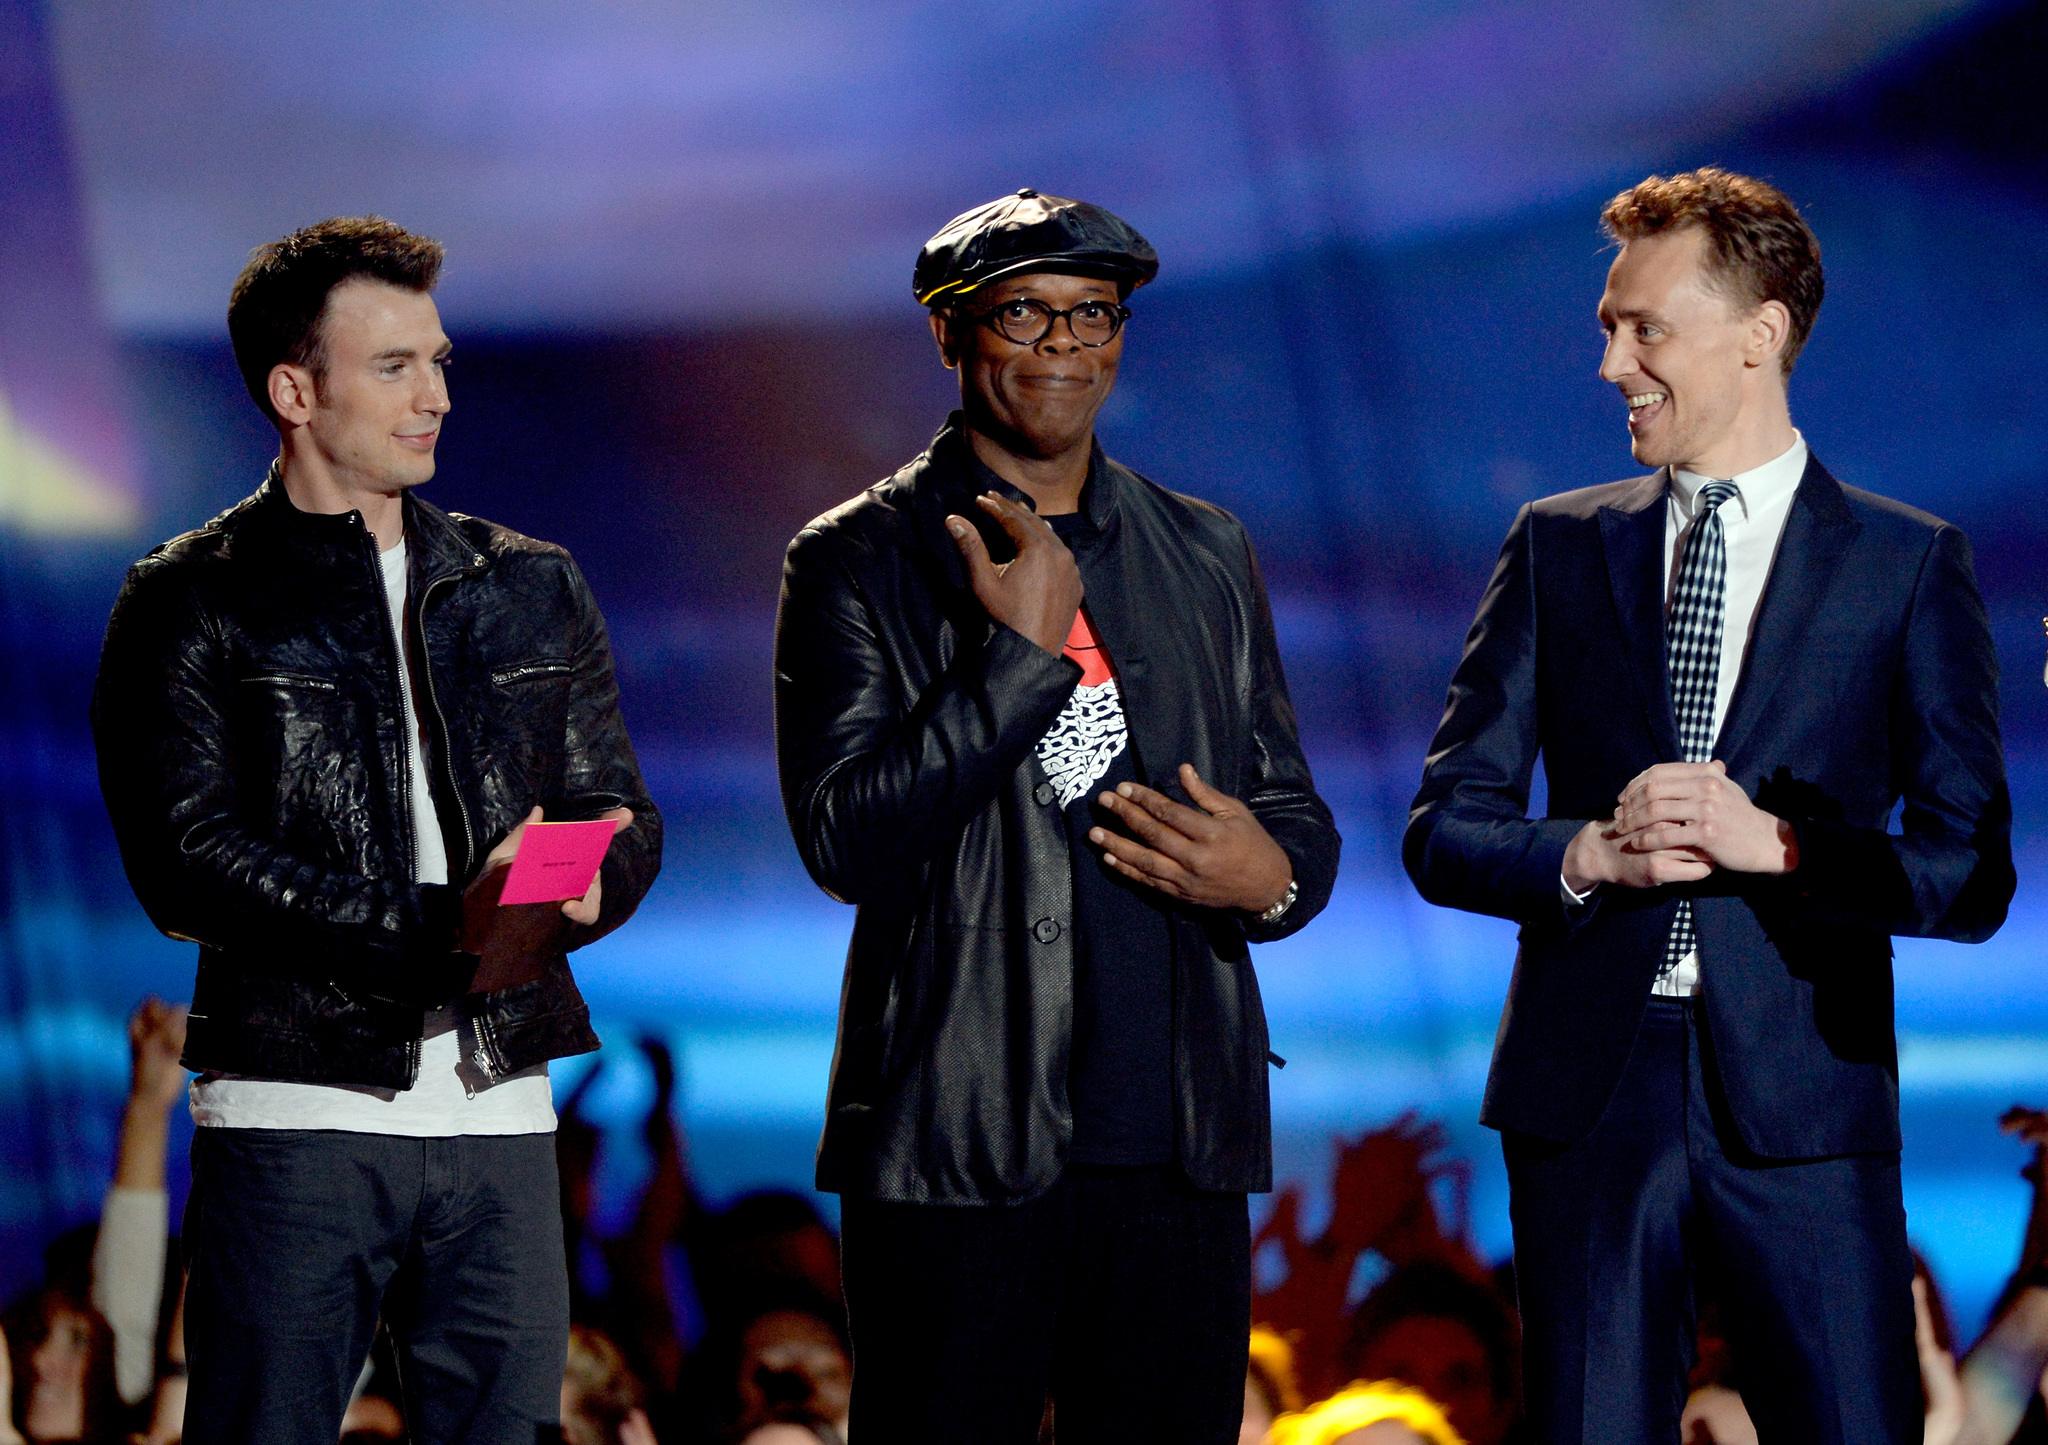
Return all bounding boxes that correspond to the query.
[498,819,616,905]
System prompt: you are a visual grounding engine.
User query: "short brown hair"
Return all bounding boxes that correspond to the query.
[1601,167,1824,373]
[227,216,444,425]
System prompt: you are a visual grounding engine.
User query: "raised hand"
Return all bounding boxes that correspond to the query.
[1090,763,1293,914]
[944,491,1083,657]
[128,996,190,1113]
[1326,1111,1444,1257]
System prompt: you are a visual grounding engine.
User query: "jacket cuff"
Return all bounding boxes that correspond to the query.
[985,620,1084,689]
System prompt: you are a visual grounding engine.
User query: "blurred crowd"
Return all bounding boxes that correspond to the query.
[11,997,2048,1444]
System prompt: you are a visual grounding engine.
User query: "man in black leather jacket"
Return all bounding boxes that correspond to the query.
[775,191,1339,1441]
[92,217,661,1445]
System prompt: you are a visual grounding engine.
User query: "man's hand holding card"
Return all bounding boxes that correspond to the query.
[459,805,633,994]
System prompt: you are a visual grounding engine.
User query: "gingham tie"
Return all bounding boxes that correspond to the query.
[1659,480,1739,983]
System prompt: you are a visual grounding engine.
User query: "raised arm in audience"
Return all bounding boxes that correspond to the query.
[1954,1107,2048,1445]
[89,997,187,1407]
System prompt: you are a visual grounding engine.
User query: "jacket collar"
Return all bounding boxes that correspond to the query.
[1598,452,1858,767]
[246,461,488,587]
[1598,471,1680,760]
[1711,451,1858,773]
[909,413,1116,592]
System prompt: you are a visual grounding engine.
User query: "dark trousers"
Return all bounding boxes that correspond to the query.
[183,1128,569,1445]
[1504,998,1919,1444]
[840,1165,1250,1444]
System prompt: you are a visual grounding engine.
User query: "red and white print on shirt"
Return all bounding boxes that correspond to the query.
[1035,606,1128,810]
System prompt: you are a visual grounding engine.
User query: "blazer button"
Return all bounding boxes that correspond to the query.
[1034,782,1056,806]
[1032,916,1062,944]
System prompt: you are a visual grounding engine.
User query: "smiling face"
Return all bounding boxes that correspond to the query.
[932,270,1123,464]
[277,277,451,495]
[1598,226,1786,475]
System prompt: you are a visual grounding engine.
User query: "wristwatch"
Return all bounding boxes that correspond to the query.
[1256,878,1299,925]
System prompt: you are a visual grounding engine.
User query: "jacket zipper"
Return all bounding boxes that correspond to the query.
[490,660,570,687]
[415,567,497,1078]
[363,516,492,1082]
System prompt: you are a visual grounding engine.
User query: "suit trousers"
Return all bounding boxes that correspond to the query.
[840,1164,1250,1445]
[183,1127,569,1445]
[1504,998,1919,1444]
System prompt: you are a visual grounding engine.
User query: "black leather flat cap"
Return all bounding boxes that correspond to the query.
[914,189,1159,306]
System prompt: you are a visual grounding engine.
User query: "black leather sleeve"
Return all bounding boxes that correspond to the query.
[1784,523,2013,940]
[92,557,467,1002]
[557,555,663,950]
[1404,505,1587,925]
[775,522,1081,904]
[1234,527,1341,943]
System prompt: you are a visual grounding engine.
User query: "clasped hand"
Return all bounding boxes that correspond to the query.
[1562,759,1798,893]
[1090,763,1293,914]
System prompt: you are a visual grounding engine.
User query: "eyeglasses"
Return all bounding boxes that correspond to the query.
[960,297,1131,347]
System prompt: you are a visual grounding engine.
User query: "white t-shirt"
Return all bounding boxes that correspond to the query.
[192,537,555,1135]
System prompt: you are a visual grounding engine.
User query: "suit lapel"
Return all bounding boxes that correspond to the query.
[1713,455,1860,771]
[1599,473,1680,762]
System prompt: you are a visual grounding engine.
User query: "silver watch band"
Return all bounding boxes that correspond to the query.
[1257,878,1299,925]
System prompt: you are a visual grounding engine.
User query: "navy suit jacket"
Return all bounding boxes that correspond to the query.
[1405,454,2013,1156]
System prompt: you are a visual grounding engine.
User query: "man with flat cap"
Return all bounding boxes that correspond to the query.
[775,189,1340,1439]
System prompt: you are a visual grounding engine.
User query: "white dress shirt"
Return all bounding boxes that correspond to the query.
[1562,432,1808,997]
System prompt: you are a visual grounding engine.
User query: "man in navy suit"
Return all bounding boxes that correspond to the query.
[1406,168,2012,1441]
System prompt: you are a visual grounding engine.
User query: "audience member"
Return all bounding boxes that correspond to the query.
[1254,1115,1488,1401]
[1950,1107,2048,1444]
[1342,1264,1518,1445]
[1245,1325,1305,1444]
[561,1325,658,1445]
[728,1302,851,1445]
[602,1038,700,1407]
[1266,1380,1465,1445]
[92,998,186,1411]
[1,1287,121,1442]
[131,1278,183,1445]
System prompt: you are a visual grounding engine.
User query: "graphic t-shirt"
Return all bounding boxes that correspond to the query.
[1039,509,1175,1166]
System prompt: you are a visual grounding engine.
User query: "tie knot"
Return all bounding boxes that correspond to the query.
[1697,480,1739,515]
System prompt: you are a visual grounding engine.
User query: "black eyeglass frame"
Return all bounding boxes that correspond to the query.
[957,297,1133,348]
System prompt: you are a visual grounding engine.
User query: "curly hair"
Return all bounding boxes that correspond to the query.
[227,215,444,425]
[1601,167,1824,374]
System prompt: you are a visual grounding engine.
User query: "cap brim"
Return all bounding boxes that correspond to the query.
[920,254,1154,306]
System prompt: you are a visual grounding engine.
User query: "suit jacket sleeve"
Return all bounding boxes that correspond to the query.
[1404,504,1587,924]
[1234,526,1340,943]
[774,522,1081,905]
[1782,523,2012,940]
[92,557,468,1002]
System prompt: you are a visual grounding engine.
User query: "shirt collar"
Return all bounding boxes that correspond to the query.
[1670,429,1808,522]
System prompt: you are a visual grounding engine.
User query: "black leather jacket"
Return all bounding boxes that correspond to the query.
[775,417,1338,1203]
[92,471,661,1090]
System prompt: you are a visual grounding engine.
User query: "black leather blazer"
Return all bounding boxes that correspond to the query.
[1406,455,2012,1156]
[775,417,1339,1203]
[93,471,662,1089]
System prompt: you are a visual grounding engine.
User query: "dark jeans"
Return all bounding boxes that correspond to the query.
[183,1128,569,1445]
[1505,998,1919,1444]
[840,1164,1250,1445]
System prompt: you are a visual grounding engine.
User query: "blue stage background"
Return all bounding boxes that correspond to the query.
[4,0,2047,1342]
